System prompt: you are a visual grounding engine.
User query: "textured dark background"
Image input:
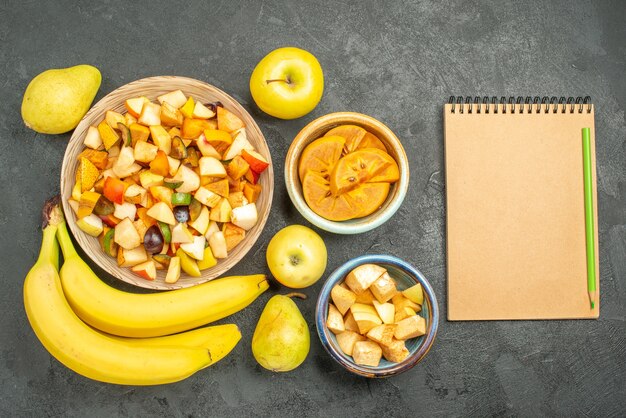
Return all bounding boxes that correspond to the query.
[1,1,625,417]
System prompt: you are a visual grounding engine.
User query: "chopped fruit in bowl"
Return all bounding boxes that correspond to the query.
[62,79,273,289]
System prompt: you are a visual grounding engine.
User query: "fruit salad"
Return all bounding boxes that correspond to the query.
[298,125,399,221]
[68,90,270,283]
[327,264,426,366]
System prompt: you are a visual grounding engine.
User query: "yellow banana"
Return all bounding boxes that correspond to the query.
[23,201,213,385]
[107,324,242,364]
[56,205,269,338]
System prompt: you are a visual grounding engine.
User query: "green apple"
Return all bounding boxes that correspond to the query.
[250,47,324,119]
[266,225,327,288]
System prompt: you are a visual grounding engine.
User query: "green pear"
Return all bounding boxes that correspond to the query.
[252,294,310,372]
[21,64,101,134]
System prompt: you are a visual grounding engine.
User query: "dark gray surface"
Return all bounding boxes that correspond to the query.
[1,0,625,416]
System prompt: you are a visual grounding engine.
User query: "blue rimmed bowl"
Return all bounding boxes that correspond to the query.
[315,254,439,378]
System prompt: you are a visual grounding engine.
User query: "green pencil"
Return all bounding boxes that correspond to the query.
[582,128,596,309]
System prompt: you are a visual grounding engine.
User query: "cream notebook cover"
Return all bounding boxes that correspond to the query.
[443,97,599,320]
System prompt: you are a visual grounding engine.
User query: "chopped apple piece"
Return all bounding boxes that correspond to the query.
[146,201,176,225]
[205,220,220,239]
[198,156,227,177]
[160,102,184,127]
[336,331,366,357]
[196,133,222,158]
[131,260,157,281]
[192,101,216,119]
[133,219,149,243]
[194,187,221,208]
[164,256,181,284]
[381,339,410,363]
[222,129,254,160]
[76,213,103,237]
[133,140,158,163]
[157,90,187,109]
[394,315,426,340]
[331,284,357,315]
[83,126,102,149]
[230,203,257,231]
[180,235,206,261]
[105,110,125,130]
[125,96,149,118]
[117,246,148,267]
[345,263,387,294]
[167,156,181,176]
[327,304,345,334]
[350,303,382,334]
[372,300,395,324]
[113,201,137,221]
[112,162,142,179]
[209,231,228,259]
[366,324,396,347]
[114,218,141,250]
[392,293,421,313]
[138,102,161,126]
[402,283,424,305]
[139,171,164,189]
[113,145,134,168]
[171,164,200,193]
[354,288,376,304]
[343,311,360,333]
[352,341,382,367]
[188,206,210,235]
[222,222,246,251]
[125,113,137,127]
[370,272,397,303]
[124,184,147,205]
[149,125,172,155]
[197,246,217,270]
[171,222,194,244]
[209,198,232,223]
[241,149,269,173]
[149,186,173,208]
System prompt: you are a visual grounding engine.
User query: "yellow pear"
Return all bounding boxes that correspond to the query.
[21,64,101,134]
[251,294,310,372]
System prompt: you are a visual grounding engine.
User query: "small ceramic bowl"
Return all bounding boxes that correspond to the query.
[285,112,409,234]
[316,254,439,378]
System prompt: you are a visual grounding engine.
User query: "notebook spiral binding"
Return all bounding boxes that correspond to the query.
[448,96,592,114]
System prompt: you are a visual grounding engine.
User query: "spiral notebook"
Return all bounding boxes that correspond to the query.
[444,96,600,320]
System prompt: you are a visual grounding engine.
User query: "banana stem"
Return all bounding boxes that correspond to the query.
[42,196,79,260]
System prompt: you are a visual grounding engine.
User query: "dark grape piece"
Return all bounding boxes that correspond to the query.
[143,225,164,254]
[173,206,190,223]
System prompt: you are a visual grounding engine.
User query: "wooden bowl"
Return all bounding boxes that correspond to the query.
[285,112,409,234]
[60,76,273,290]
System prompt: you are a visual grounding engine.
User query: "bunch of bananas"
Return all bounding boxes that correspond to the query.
[23,197,269,385]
